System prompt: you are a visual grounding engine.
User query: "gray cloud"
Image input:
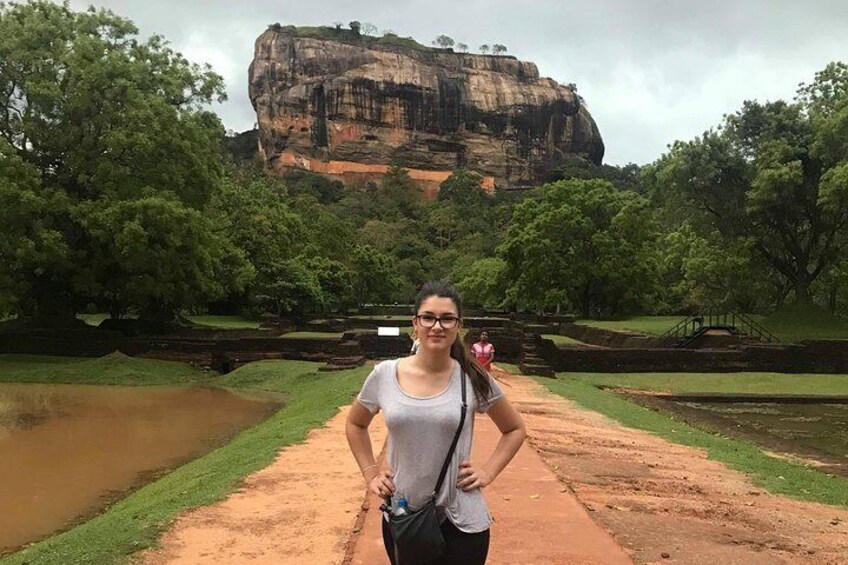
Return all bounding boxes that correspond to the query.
[65,0,848,164]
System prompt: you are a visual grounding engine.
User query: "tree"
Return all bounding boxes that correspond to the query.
[0,140,71,318]
[492,44,508,55]
[433,35,455,49]
[455,258,508,309]
[304,256,356,312]
[456,43,469,53]
[0,1,228,319]
[360,22,378,36]
[549,157,644,193]
[77,195,252,320]
[437,169,489,207]
[648,62,848,305]
[210,171,305,270]
[499,179,660,317]
[253,258,324,319]
[377,165,423,219]
[479,44,490,54]
[658,223,771,312]
[285,170,345,204]
[350,245,403,306]
[349,21,361,34]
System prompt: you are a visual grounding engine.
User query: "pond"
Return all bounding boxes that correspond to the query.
[0,383,280,555]
[624,392,848,477]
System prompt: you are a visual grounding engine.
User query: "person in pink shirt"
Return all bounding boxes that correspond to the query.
[471,331,495,372]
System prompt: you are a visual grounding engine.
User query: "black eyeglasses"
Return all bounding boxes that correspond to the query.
[415,314,461,329]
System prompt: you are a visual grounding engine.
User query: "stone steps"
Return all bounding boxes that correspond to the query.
[520,338,556,378]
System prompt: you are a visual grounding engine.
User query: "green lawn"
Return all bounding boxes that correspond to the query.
[187,315,261,329]
[566,372,848,396]
[76,314,261,330]
[537,372,848,508]
[77,313,112,326]
[542,334,584,346]
[574,316,686,336]
[280,331,344,339]
[575,306,848,343]
[763,303,848,342]
[1,356,370,565]
[0,353,206,386]
[493,362,522,375]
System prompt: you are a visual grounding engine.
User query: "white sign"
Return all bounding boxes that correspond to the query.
[377,326,401,336]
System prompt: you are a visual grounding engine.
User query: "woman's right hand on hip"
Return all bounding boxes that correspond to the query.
[369,468,395,497]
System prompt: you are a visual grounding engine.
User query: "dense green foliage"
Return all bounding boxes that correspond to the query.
[0,1,238,320]
[2,2,847,323]
[500,179,660,316]
[647,62,848,312]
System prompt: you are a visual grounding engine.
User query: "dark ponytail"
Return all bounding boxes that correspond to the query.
[414,281,492,401]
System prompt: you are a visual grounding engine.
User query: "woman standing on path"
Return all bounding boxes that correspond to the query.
[346,281,526,565]
[471,331,495,373]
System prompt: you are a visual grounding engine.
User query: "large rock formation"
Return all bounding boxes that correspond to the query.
[249,26,604,192]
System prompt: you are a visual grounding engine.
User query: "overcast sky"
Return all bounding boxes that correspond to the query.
[65,0,848,165]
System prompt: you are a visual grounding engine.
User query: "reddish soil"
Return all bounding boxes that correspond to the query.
[347,385,632,564]
[503,370,848,564]
[141,365,848,564]
[141,405,387,565]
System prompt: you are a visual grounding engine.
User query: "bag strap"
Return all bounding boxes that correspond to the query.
[432,370,467,497]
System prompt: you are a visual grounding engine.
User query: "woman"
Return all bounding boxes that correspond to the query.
[346,281,526,564]
[471,331,495,372]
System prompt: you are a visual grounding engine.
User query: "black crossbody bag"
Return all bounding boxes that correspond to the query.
[381,371,468,565]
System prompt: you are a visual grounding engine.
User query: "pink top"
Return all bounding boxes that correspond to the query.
[472,342,494,365]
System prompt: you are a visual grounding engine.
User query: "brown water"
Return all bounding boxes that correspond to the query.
[0,383,279,554]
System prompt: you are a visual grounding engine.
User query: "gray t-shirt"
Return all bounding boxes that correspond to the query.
[357,358,504,533]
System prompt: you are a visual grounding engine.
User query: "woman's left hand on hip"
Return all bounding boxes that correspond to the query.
[456,460,492,491]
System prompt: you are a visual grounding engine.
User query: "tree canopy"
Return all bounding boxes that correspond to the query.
[2,3,846,323]
[647,63,848,305]
[500,179,660,317]
[0,1,232,320]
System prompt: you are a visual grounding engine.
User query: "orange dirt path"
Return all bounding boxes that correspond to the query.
[141,365,848,564]
[347,370,632,565]
[501,371,848,564]
[141,405,387,565]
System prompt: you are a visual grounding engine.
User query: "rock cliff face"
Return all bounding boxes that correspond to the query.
[249,26,604,192]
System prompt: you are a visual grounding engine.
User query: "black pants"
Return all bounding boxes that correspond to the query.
[382,517,490,565]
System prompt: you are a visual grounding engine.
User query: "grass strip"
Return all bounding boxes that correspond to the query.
[536,374,848,508]
[493,362,522,375]
[574,316,685,336]
[0,353,205,386]
[541,334,584,346]
[187,315,261,329]
[2,358,370,564]
[280,331,344,338]
[763,303,848,342]
[567,371,848,396]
